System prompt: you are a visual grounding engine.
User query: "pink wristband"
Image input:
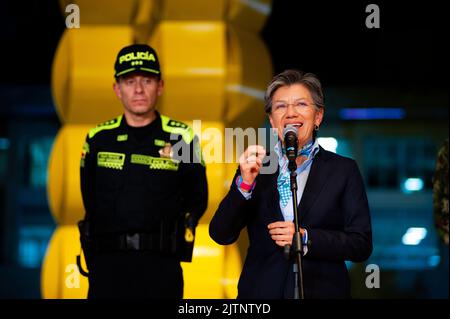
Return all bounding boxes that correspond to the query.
[236,175,256,192]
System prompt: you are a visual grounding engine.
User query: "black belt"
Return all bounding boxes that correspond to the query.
[93,232,176,252]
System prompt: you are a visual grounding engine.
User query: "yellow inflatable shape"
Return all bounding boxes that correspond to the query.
[41,225,88,299]
[48,125,91,225]
[201,160,228,224]
[222,242,243,298]
[159,0,225,20]
[52,27,133,124]
[134,0,160,43]
[174,120,237,224]
[150,22,226,121]
[227,0,272,31]
[226,26,272,128]
[193,121,226,223]
[182,224,241,298]
[59,0,157,42]
[59,0,149,24]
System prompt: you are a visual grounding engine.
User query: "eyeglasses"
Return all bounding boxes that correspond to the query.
[272,100,315,114]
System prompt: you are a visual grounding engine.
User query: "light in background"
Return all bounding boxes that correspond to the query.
[318,137,338,153]
[339,108,405,120]
[402,227,428,246]
[427,255,441,267]
[18,226,54,268]
[402,177,424,193]
[29,137,54,188]
[0,137,10,150]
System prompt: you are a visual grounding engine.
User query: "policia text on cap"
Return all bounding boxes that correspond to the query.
[77,44,208,299]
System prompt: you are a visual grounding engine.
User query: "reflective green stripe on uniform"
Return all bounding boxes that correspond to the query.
[160,115,194,144]
[131,154,179,171]
[154,139,166,147]
[89,115,123,139]
[82,141,90,154]
[97,152,125,170]
[80,141,90,168]
[117,134,128,142]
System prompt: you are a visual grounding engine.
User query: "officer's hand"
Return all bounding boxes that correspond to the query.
[239,145,266,185]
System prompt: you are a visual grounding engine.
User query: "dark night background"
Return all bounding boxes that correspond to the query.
[0,0,448,301]
[1,1,448,87]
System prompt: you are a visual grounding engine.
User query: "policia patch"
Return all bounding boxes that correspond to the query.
[131,154,179,171]
[97,152,125,170]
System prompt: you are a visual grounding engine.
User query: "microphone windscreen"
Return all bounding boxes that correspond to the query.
[283,124,297,138]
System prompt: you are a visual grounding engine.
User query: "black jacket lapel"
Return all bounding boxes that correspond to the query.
[297,146,332,222]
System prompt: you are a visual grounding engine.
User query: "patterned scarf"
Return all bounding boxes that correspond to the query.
[275,139,319,208]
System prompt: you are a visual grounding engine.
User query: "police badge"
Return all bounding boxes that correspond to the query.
[159,143,173,159]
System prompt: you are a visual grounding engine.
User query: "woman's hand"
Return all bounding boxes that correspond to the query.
[268,221,305,247]
[239,145,266,185]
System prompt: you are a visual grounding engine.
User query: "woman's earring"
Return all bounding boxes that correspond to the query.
[314,124,319,131]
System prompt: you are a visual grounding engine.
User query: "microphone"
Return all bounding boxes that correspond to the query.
[283,125,298,164]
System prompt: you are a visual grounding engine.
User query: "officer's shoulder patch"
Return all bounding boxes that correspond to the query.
[160,115,194,144]
[88,115,123,139]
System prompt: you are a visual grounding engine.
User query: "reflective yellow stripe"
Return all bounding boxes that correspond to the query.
[115,68,136,77]
[82,141,90,154]
[154,139,166,147]
[117,134,128,142]
[160,115,194,144]
[131,154,179,171]
[140,68,160,74]
[89,115,122,139]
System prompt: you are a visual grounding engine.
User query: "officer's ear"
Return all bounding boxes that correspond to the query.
[113,81,122,99]
[157,79,164,96]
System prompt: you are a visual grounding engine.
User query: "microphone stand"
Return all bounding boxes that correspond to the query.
[286,159,305,299]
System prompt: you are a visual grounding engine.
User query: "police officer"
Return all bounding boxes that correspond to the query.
[79,44,208,299]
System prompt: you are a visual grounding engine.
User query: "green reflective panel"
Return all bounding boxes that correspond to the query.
[97,152,125,170]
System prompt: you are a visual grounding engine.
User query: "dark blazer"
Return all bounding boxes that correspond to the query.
[209,146,372,299]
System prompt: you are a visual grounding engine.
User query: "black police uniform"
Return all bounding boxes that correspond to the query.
[79,111,208,298]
